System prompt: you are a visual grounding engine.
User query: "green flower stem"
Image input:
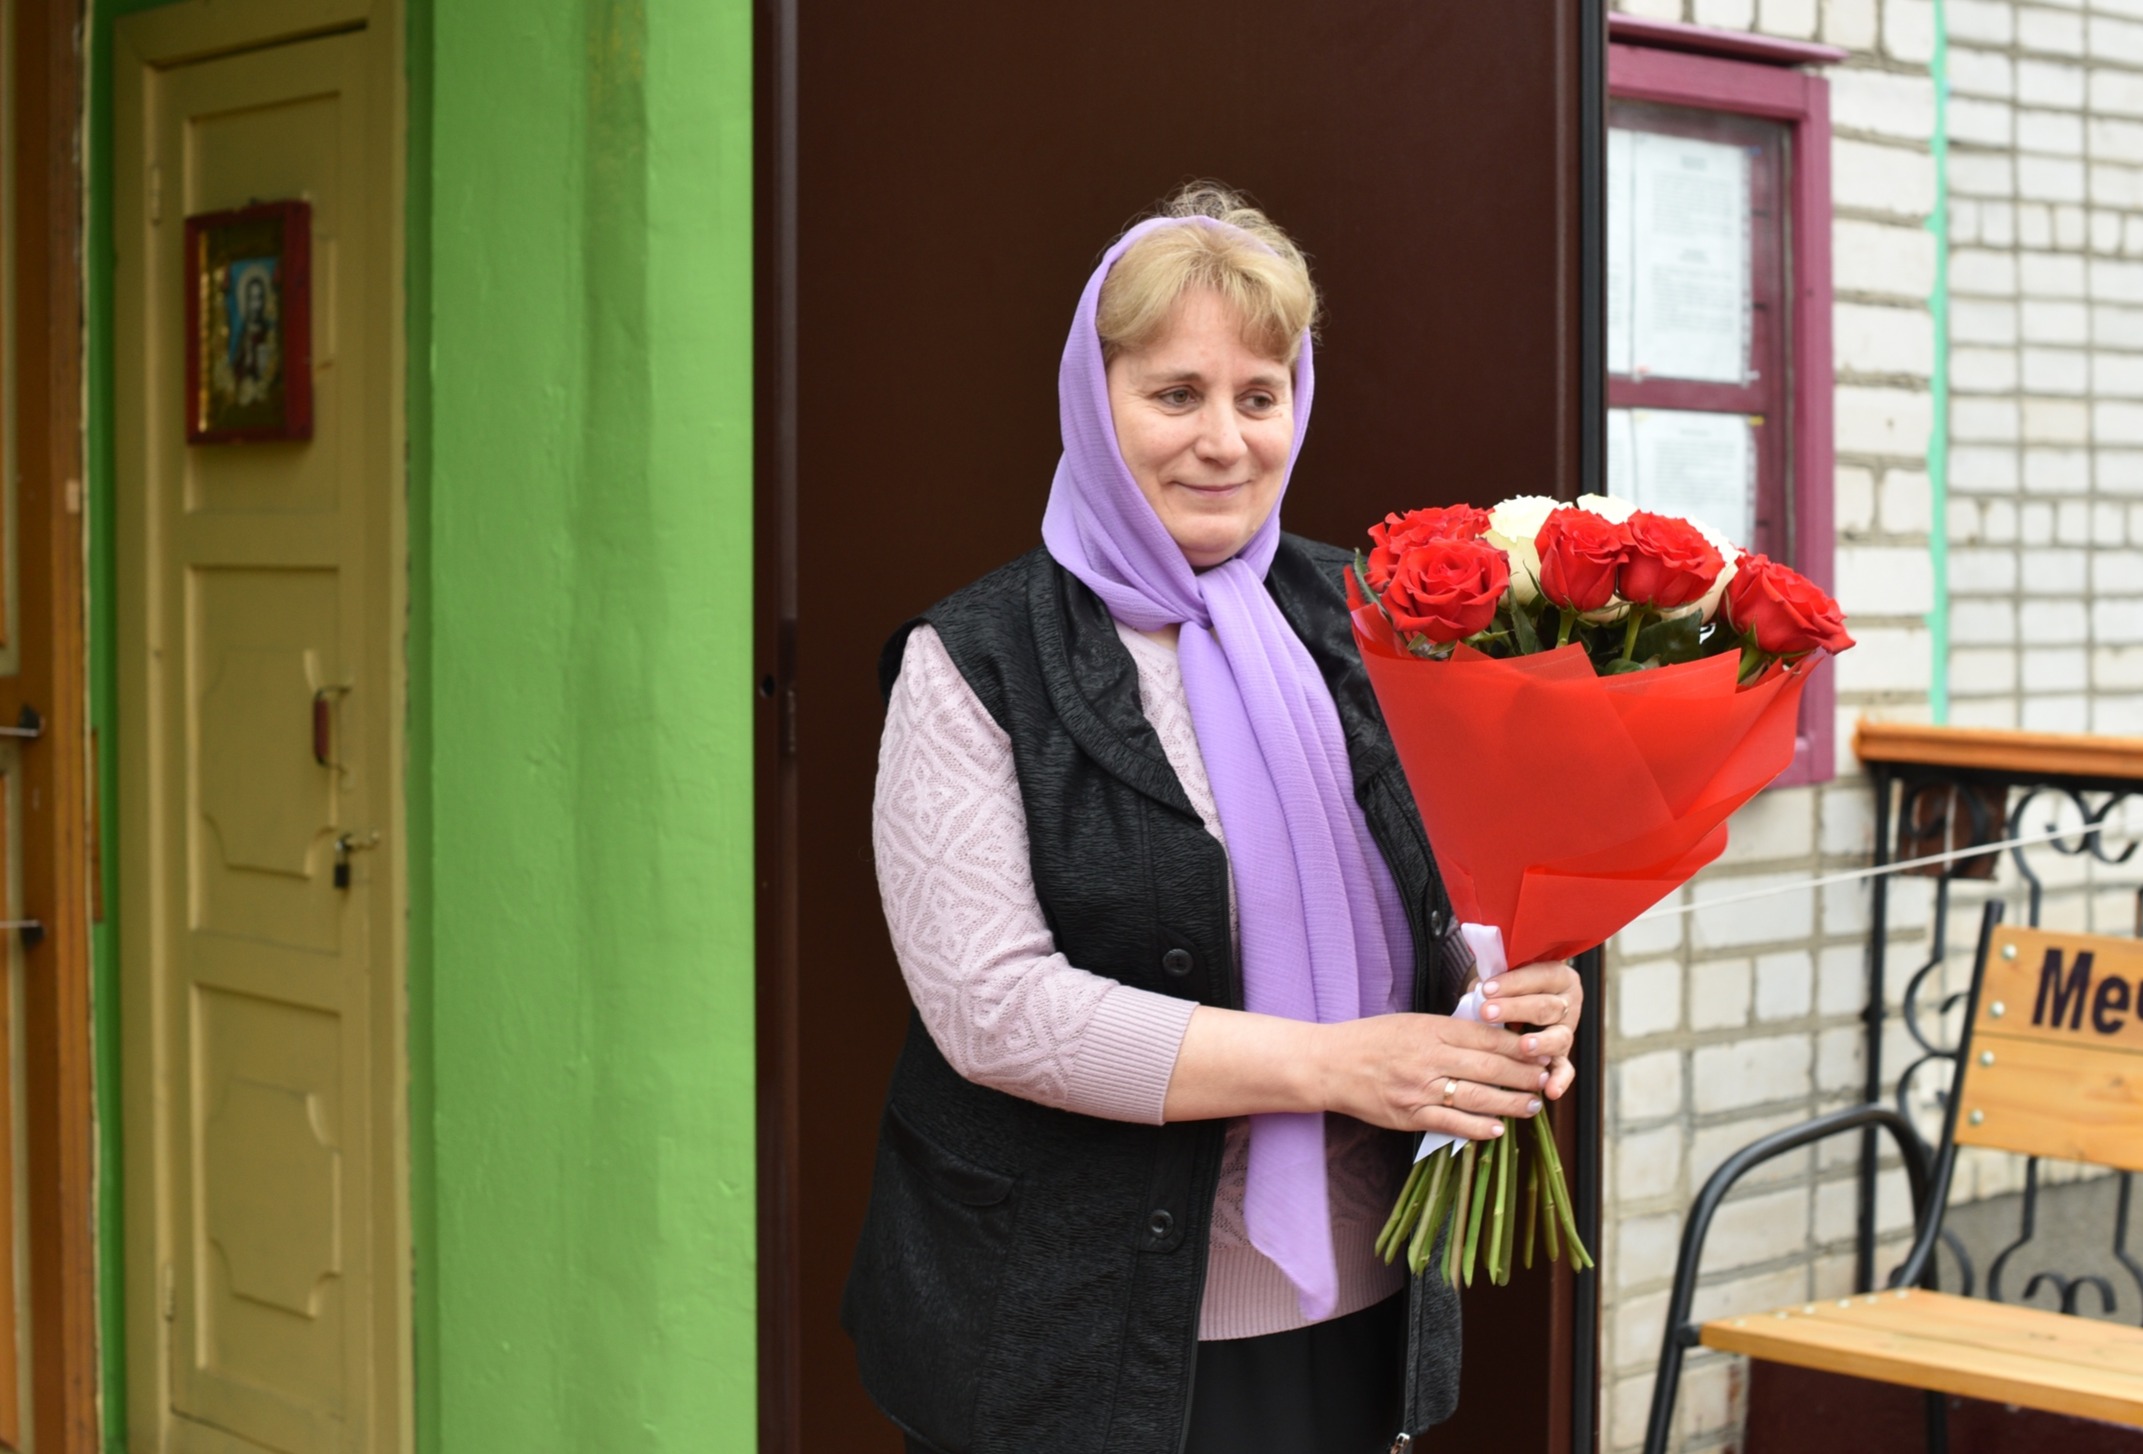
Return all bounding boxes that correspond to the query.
[1619,606,1650,665]
[1410,1149,1458,1276]
[1532,1110,1593,1270]
[1488,1122,1512,1285]
[1555,606,1576,649]
[1444,1143,1476,1285]
[1378,1157,1428,1263]
[1396,1154,1435,1256]
[1461,1134,1494,1288]
[1522,1149,1540,1272]
[1541,1154,1561,1263]
[1508,1132,1525,1278]
[1531,1111,1565,1264]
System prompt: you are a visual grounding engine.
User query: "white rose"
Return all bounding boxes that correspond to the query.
[1576,492,1639,524]
[1683,515,1742,623]
[1485,495,1559,605]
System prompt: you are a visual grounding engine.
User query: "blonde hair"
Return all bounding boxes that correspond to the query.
[1096,183,1318,367]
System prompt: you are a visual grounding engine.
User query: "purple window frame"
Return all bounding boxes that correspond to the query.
[1609,23,1841,788]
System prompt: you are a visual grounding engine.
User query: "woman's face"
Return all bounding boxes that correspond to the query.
[1105,288,1295,571]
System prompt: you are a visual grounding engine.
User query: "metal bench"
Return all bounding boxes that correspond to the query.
[1645,904,2143,1452]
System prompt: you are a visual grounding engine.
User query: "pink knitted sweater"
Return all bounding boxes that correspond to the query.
[873,623,1406,1340]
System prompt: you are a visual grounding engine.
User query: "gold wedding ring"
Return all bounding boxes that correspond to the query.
[1442,1079,1460,1105]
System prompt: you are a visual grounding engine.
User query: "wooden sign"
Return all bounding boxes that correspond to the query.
[1956,925,2143,1172]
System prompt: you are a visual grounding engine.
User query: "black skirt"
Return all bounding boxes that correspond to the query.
[902,1291,1407,1454]
[1183,1292,1407,1454]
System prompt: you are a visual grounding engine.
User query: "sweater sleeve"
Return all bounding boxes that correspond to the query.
[873,627,1197,1124]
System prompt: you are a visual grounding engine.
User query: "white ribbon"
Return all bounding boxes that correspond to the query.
[1412,921,1509,1164]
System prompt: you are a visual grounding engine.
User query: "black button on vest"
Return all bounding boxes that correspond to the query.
[1161,947,1193,976]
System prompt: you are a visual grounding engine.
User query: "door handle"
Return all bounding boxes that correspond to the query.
[313,687,350,766]
[0,704,43,740]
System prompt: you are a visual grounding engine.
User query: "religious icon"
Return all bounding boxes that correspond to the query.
[184,200,312,443]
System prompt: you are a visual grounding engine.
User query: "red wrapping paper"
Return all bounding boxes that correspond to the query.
[1352,602,1816,969]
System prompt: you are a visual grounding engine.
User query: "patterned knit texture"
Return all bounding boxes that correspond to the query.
[874,624,1405,1339]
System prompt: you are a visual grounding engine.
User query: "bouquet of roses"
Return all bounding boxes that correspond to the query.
[1354,494,1852,1288]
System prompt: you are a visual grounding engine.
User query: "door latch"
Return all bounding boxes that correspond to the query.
[333,829,380,889]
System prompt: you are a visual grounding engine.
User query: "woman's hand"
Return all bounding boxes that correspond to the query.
[1315,1011,1573,1140]
[1161,997,1577,1137]
[1477,959,1584,1102]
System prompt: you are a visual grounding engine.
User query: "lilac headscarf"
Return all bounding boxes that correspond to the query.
[1042,217,1412,1320]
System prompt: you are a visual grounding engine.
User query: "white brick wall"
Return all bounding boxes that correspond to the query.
[1945,0,2143,733]
[1601,7,2140,1451]
[1604,4,1941,1452]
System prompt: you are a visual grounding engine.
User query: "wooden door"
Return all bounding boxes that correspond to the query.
[114,4,407,1452]
[756,4,1602,1451]
[8,0,100,1449]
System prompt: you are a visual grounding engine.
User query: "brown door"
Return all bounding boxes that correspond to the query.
[757,7,1601,1450]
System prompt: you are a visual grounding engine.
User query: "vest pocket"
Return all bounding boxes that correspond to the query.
[843,1103,1021,1452]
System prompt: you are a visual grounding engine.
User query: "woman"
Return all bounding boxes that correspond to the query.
[847,185,1585,1454]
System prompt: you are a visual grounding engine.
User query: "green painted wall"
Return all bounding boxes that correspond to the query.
[87,1,758,1448]
[412,1,758,1450]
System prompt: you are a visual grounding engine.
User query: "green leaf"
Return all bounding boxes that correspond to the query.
[1697,619,1744,660]
[1631,609,1702,666]
[1508,597,1542,655]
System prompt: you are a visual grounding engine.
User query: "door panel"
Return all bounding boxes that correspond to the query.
[116,6,404,1452]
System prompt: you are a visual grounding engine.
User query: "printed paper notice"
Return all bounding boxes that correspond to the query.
[1629,132,1749,384]
[1628,409,1752,545]
[1607,129,1635,377]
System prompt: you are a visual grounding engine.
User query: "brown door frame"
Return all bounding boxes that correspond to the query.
[752,0,802,1445]
[13,1,99,1450]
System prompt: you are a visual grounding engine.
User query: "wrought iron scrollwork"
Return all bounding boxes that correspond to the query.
[1869,767,2143,1323]
[2007,784,2141,925]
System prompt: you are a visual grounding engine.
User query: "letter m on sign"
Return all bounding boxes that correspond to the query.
[2033,948,2094,1031]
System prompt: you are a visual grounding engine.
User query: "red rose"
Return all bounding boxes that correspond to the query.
[1365,505,1493,588]
[1382,537,1511,644]
[1724,553,1855,656]
[1619,511,1724,611]
[1534,507,1630,613]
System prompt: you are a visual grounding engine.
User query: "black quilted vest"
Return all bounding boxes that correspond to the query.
[843,535,1474,1454]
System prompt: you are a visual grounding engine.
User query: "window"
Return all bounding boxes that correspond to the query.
[1609,18,1840,786]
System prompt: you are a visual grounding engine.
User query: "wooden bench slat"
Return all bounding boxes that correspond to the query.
[1956,1033,2143,1173]
[1700,1290,2143,1429]
[1832,1288,2143,1376]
